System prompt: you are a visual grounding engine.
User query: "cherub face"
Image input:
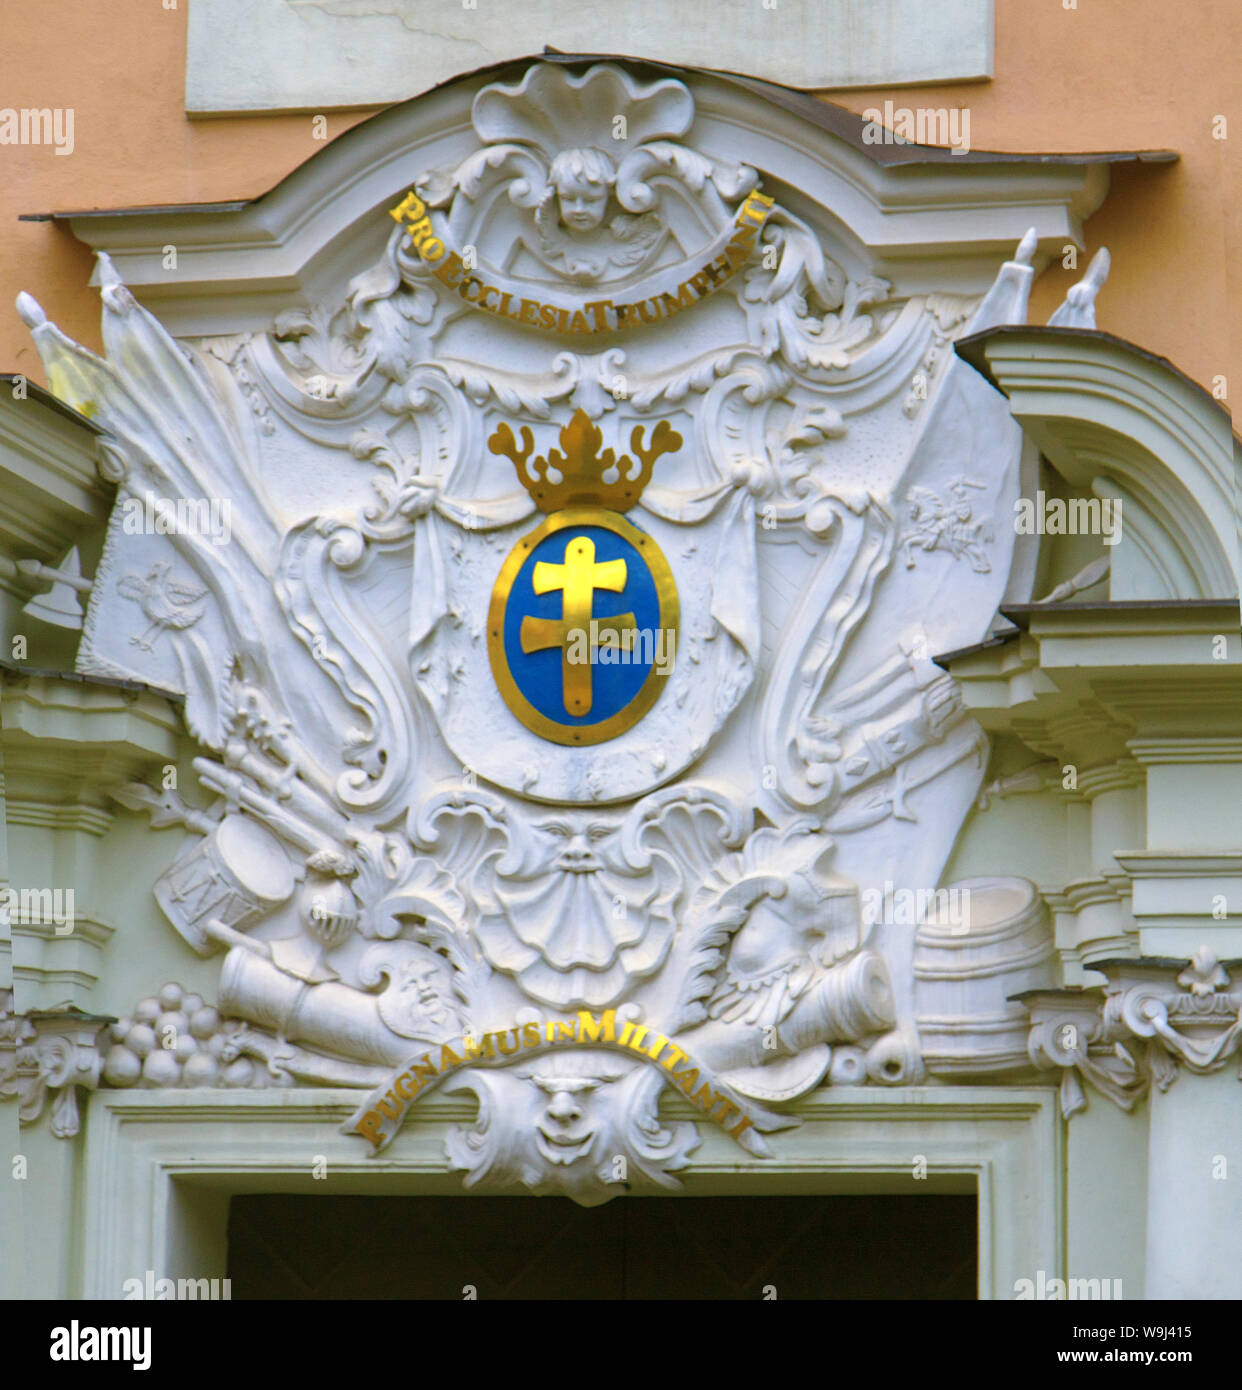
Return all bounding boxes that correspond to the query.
[556,174,609,231]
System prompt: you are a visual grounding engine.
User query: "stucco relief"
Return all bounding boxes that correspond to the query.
[21,62,1045,1203]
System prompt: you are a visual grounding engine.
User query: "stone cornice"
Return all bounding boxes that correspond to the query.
[0,385,110,598]
[1,666,181,772]
[939,602,1242,762]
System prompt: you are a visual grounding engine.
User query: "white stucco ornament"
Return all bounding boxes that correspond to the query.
[22,62,1051,1204]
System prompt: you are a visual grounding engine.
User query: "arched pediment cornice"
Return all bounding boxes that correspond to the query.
[956,325,1240,601]
[23,55,1169,337]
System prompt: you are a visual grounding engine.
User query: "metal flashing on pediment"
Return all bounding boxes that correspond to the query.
[1000,600,1242,628]
[17,200,252,224]
[932,628,1024,670]
[541,53,1178,169]
[25,1004,117,1024]
[21,54,1178,228]
[0,658,185,706]
[0,375,104,436]
[1068,956,1242,974]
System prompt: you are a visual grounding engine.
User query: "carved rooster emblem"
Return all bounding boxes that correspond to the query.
[117,561,207,651]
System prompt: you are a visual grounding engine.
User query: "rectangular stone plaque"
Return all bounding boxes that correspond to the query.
[186,0,993,114]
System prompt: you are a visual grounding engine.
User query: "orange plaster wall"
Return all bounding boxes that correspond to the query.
[821,0,1238,403]
[1,0,1237,407]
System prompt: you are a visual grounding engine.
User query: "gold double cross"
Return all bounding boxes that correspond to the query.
[520,535,637,716]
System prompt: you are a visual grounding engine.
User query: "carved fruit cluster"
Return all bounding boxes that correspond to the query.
[101,981,257,1090]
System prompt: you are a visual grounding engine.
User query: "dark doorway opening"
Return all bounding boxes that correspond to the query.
[227,1193,977,1299]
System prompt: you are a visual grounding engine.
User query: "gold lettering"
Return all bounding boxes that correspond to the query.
[693,1083,728,1117]
[557,1021,577,1042]
[627,1025,650,1053]
[729,1114,755,1142]
[673,1066,700,1095]
[355,1110,384,1144]
[438,1043,462,1069]
[397,176,768,333]
[522,1021,541,1047]
[659,1043,688,1071]
[405,215,433,246]
[412,1053,437,1082]
[433,252,464,290]
[645,1034,669,1063]
[388,190,425,225]
[575,1010,618,1044]
[725,226,757,269]
[659,282,696,317]
[496,1028,521,1055]
[394,1070,421,1101]
[585,299,613,331]
[704,252,732,286]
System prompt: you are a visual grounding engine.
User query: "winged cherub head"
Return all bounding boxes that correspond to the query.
[547,147,617,232]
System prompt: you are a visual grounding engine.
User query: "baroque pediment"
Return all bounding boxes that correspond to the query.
[20,59,1118,1205]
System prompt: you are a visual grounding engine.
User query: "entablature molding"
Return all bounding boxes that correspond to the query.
[1022,948,1242,1119]
[0,666,182,787]
[939,602,1242,766]
[0,382,109,599]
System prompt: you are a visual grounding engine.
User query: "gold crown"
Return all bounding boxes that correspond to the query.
[488,408,682,514]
